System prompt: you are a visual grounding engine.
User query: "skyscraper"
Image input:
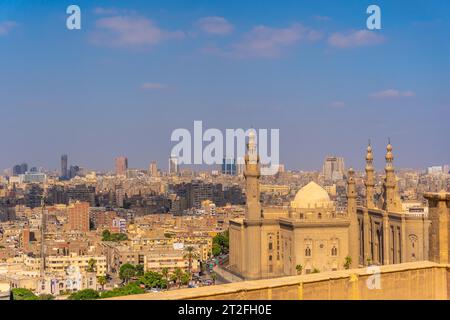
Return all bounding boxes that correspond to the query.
[322,156,345,182]
[168,155,178,175]
[149,161,158,177]
[115,156,128,176]
[222,158,237,175]
[61,154,68,179]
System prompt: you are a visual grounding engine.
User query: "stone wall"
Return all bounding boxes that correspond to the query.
[108,261,449,300]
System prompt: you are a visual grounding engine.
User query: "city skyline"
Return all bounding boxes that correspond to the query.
[1,0,449,171]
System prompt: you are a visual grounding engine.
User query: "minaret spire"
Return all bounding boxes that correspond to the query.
[243,128,262,280]
[365,140,375,209]
[382,140,396,211]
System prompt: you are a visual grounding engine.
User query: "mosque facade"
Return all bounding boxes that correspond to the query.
[229,133,430,280]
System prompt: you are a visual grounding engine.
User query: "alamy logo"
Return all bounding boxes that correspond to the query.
[170,121,280,175]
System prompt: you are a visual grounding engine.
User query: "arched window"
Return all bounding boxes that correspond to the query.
[331,246,338,256]
[318,213,322,219]
[305,247,311,257]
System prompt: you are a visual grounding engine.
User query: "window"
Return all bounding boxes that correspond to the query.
[269,255,272,261]
[268,242,273,250]
[331,246,338,256]
[305,247,311,257]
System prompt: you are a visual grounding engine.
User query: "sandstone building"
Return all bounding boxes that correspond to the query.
[229,135,430,280]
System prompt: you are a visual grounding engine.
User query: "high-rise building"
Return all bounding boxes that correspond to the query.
[168,155,178,175]
[13,163,28,176]
[67,201,90,232]
[20,163,28,174]
[149,161,158,177]
[221,158,237,175]
[115,156,128,176]
[61,154,68,179]
[322,156,345,181]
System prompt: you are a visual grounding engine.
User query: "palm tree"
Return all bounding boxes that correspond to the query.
[183,246,199,280]
[174,267,183,288]
[97,276,107,291]
[295,264,303,275]
[161,267,169,289]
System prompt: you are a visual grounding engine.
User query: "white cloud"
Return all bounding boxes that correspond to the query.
[141,82,166,90]
[0,21,17,36]
[210,23,321,58]
[91,16,185,47]
[370,89,416,99]
[328,30,384,48]
[330,101,345,108]
[197,16,234,35]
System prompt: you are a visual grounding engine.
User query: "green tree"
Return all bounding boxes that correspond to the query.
[161,267,169,288]
[184,246,199,279]
[344,256,352,270]
[295,264,303,275]
[68,289,100,300]
[212,231,229,256]
[139,271,168,289]
[38,294,55,300]
[87,258,97,273]
[312,268,320,274]
[97,276,107,291]
[12,288,38,300]
[174,267,183,288]
[135,264,144,277]
[181,272,190,286]
[119,263,136,284]
[100,282,145,299]
[210,272,217,285]
[102,229,111,241]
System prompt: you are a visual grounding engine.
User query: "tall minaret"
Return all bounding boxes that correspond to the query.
[244,129,261,219]
[243,129,262,279]
[347,168,359,268]
[382,140,396,212]
[365,141,375,209]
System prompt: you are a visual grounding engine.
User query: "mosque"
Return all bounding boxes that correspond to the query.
[229,132,430,280]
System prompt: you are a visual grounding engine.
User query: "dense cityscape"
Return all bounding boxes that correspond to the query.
[0,147,448,299]
[1,0,450,306]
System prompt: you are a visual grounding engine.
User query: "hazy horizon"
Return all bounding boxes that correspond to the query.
[1,0,449,172]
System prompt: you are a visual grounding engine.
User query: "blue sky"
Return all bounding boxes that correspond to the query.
[0,0,449,172]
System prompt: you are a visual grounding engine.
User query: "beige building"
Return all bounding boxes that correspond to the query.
[230,136,430,280]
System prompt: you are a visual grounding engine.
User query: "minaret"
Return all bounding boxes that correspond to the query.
[244,129,261,220]
[382,140,396,212]
[365,141,375,209]
[347,168,359,268]
[243,129,262,280]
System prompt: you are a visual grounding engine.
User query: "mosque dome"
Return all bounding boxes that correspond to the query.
[291,181,332,209]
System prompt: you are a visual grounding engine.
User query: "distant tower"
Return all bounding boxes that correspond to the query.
[168,155,178,175]
[243,129,262,280]
[149,161,158,177]
[61,154,68,179]
[382,141,397,211]
[347,168,359,267]
[115,156,128,176]
[365,141,375,209]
